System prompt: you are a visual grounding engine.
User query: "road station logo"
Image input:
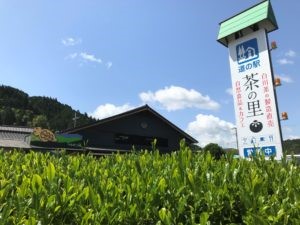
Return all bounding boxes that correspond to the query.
[236,38,259,65]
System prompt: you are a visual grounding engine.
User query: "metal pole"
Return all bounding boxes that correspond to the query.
[232,127,239,151]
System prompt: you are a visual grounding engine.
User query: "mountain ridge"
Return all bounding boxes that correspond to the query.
[0,85,96,131]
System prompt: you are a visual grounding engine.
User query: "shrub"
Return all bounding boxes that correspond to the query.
[0,148,300,224]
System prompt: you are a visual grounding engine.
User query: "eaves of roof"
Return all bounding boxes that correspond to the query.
[0,126,33,133]
[63,105,198,144]
[217,0,277,47]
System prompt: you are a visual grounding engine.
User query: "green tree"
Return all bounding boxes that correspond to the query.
[203,143,225,159]
[0,85,28,108]
[283,139,300,154]
[32,115,49,128]
[189,143,202,152]
[14,109,24,125]
[0,107,16,125]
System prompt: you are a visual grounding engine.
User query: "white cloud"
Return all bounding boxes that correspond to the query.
[278,74,293,83]
[282,126,300,140]
[285,50,296,58]
[89,103,134,120]
[139,86,220,111]
[106,61,113,70]
[277,50,296,65]
[284,135,300,140]
[186,114,235,148]
[62,37,82,46]
[226,88,233,96]
[65,53,78,59]
[80,52,102,64]
[65,52,112,68]
[277,58,294,65]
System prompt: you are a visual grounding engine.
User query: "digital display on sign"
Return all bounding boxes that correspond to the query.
[228,29,283,159]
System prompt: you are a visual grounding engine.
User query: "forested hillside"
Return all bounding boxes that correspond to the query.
[283,139,300,155]
[0,85,96,131]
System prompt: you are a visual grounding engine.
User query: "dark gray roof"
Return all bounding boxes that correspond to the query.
[0,126,33,133]
[64,105,198,144]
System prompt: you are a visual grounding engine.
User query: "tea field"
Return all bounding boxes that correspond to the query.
[1,144,300,224]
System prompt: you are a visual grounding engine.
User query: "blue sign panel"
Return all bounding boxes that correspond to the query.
[236,38,259,65]
[261,146,276,156]
[244,147,256,157]
[244,146,276,157]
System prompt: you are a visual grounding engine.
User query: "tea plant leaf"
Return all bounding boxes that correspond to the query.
[200,212,209,225]
[46,162,56,181]
[31,174,43,194]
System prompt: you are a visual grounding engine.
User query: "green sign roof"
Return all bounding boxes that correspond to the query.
[217,0,278,47]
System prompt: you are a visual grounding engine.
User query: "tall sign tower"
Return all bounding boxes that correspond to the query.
[217,1,283,159]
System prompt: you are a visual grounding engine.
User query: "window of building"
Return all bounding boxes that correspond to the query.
[114,133,168,147]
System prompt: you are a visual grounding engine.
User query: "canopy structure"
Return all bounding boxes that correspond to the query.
[217,0,278,47]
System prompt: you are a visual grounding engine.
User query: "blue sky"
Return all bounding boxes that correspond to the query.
[1,0,299,147]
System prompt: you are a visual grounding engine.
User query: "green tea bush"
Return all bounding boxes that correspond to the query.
[0,145,300,224]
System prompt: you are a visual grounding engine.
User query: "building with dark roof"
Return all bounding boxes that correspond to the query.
[64,105,197,153]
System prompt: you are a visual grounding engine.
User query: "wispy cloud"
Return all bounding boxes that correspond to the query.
[80,52,102,64]
[277,50,296,65]
[66,52,102,63]
[139,85,220,111]
[106,61,113,70]
[282,126,300,140]
[277,58,294,65]
[65,53,78,59]
[285,50,296,58]
[61,37,82,46]
[278,74,293,83]
[65,52,114,70]
[225,88,233,96]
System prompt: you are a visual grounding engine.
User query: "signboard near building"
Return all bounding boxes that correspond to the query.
[228,29,283,159]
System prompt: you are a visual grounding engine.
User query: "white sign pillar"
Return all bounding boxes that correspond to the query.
[217,1,283,159]
[228,29,283,159]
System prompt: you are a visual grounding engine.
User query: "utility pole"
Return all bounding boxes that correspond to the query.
[231,127,239,151]
[73,112,80,128]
